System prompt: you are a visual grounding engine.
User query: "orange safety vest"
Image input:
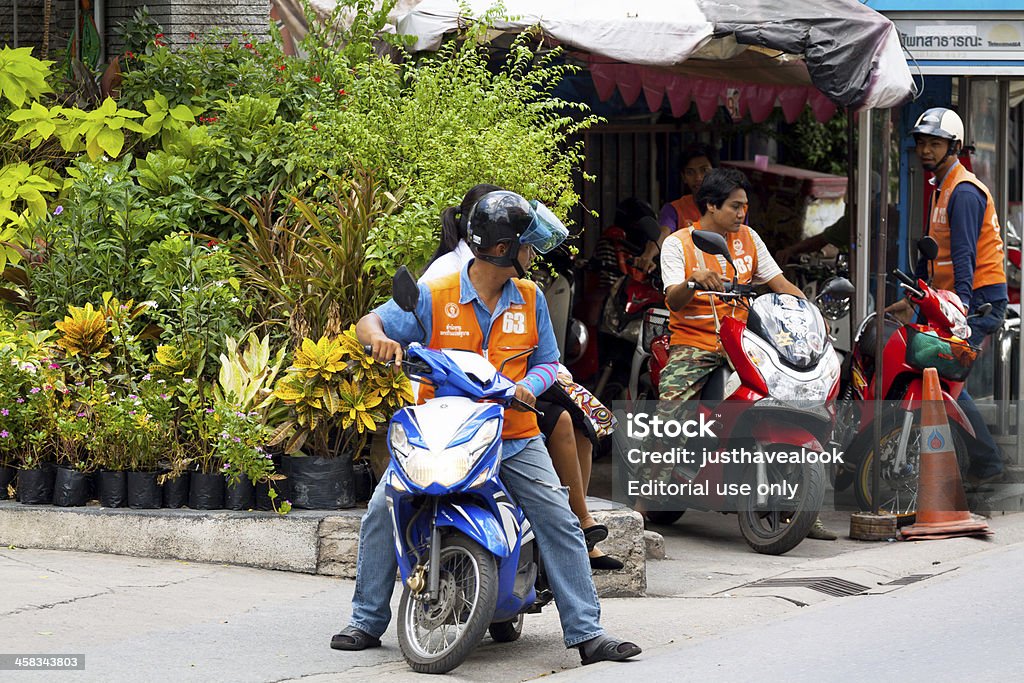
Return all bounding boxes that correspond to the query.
[669,195,701,231]
[422,272,540,440]
[667,223,758,352]
[927,162,1006,292]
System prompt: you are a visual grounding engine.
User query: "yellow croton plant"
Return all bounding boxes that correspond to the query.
[270,327,413,456]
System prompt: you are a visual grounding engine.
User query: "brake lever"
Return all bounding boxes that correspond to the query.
[511,397,545,418]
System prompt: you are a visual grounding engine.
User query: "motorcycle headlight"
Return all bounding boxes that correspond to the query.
[741,332,836,403]
[389,419,500,488]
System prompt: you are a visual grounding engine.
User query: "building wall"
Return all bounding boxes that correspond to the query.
[1,1,269,60]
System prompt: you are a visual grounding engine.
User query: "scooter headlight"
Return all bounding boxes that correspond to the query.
[741,332,836,403]
[389,419,500,488]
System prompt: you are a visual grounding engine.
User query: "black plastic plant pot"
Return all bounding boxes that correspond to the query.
[162,472,190,509]
[225,476,256,511]
[255,477,288,511]
[17,466,55,505]
[96,470,127,508]
[189,471,225,510]
[53,467,90,507]
[0,465,16,500]
[126,471,162,509]
[289,454,355,510]
[353,459,377,503]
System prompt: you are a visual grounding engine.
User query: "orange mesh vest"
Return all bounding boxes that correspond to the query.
[670,195,701,230]
[422,272,540,440]
[667,223,758,352]
[928,163,1006,291]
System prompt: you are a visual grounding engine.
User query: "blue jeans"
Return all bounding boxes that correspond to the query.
[958,295,1008,477]
[347,436,604,648]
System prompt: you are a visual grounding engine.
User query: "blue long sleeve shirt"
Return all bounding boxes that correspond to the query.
[916,170,1008,312]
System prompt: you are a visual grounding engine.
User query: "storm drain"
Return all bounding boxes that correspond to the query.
[882,573,939,586]
[739,576,871,597]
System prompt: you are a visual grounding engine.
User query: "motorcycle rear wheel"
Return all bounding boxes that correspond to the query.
[398,534,498,674]
[488,613,524,643]
[737,453,826,555]
[645,510,685,525]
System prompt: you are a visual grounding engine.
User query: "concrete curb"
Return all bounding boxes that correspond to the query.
[0,500,648,596]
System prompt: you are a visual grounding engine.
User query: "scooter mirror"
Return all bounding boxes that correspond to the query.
[393,266,420,312]
[691,230,734,269]
[917,236,939,261]
[635,216,663,244]
[819,276,856,301]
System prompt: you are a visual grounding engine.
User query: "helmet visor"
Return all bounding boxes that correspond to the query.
[521,202,568,254]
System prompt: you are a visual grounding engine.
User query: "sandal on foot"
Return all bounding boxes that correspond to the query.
[579,634,642,665]
[589,554,624,571]
[330,626,381,651]
[583,524,609,551]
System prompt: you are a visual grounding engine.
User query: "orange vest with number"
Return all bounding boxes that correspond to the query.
[667,223,758,352]
[928,162,1006,292]
[423,272,540,440]
[670,195,701,231]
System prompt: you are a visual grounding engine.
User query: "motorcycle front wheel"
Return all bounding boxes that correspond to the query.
[398,534,498,674]
[737,452,826,555]
[852,411,969,524]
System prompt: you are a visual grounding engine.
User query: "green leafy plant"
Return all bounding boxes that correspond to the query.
[0,47,54,108]
[0,161,59,272]
[270,328,413,459]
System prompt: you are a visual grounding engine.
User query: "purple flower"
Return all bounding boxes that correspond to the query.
[142,374,152,381]
[160,393,169,400]
[77,412,87,418]
[54,205,64,216]
[128,394,138,400]
[30,387,40,394]
[1,409,7,416]
[206,408,215,414]
[222,463,230,470]
[233,437,241,443]
[129,410,137,415]
[16,398,24,404]
[0,430,9,438]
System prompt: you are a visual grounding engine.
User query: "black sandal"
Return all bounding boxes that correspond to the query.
[579,634,642,665]
[589,553,624,571]
[583,524,609,551]
[330,626,382,651]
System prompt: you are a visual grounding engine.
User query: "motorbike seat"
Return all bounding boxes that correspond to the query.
[857,313,903,369]
[698,366,730,409]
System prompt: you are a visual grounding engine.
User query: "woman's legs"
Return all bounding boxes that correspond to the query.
[547,411,596,531]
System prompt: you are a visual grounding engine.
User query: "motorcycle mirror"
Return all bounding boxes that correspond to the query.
[393,266,420,312]
[970,302,993,319]
[818,277,856,301]
[564,319,589,365]
[635,216,663,244]
[692,230,734,268]
[917,236,939,261]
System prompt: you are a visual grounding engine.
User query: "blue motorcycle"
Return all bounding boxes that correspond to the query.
[381,268,551,674]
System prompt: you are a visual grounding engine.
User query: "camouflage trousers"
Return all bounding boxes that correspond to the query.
[636,345,725,493]
[658,345,726,402]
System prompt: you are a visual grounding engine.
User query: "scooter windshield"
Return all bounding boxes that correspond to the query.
[749,294,828,369]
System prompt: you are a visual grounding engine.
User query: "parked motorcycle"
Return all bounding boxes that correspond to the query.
[834,237,987,522]
[622,230,853,554]
[379,267,553,674]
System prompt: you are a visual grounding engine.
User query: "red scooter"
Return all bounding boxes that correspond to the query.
[835,237,985,521]
[622,230,853,554]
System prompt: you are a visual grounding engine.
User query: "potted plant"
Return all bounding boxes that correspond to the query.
[214,333,289,512]
[271,328,412,509]
[0,344,60,505]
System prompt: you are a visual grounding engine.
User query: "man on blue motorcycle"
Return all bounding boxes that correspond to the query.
[335,190,642,666]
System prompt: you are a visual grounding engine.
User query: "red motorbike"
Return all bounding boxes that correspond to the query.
[834,237,986,521]
[621,230,853,554]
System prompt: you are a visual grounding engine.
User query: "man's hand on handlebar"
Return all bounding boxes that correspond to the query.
[688,268,724,292]
[885,297,915,325]
[367,333,404,367]
[512,384,537,412]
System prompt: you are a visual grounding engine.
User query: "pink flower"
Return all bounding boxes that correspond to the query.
[29,387,40,394]
[1,409,7,415]
[49,363,59,369]
[0,430,9,438]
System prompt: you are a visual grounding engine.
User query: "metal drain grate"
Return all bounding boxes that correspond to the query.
[882,574,935,586]
[742,576,871,597]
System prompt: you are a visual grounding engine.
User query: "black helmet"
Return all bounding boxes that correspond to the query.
[467,190,568,276]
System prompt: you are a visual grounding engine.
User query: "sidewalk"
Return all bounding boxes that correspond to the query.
[3,509,1022,682]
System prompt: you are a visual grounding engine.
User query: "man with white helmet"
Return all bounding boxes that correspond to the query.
[888,107,1007,485]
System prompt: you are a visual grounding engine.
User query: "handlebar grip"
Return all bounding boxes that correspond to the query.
[892,270,917,288]
[363,345,374,355]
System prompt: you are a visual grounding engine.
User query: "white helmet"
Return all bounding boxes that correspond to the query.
[911,107,964,146]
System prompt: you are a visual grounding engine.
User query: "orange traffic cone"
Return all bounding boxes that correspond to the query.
[899,368,992,541]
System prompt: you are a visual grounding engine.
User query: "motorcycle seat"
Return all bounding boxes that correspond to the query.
[698,366,730,408]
